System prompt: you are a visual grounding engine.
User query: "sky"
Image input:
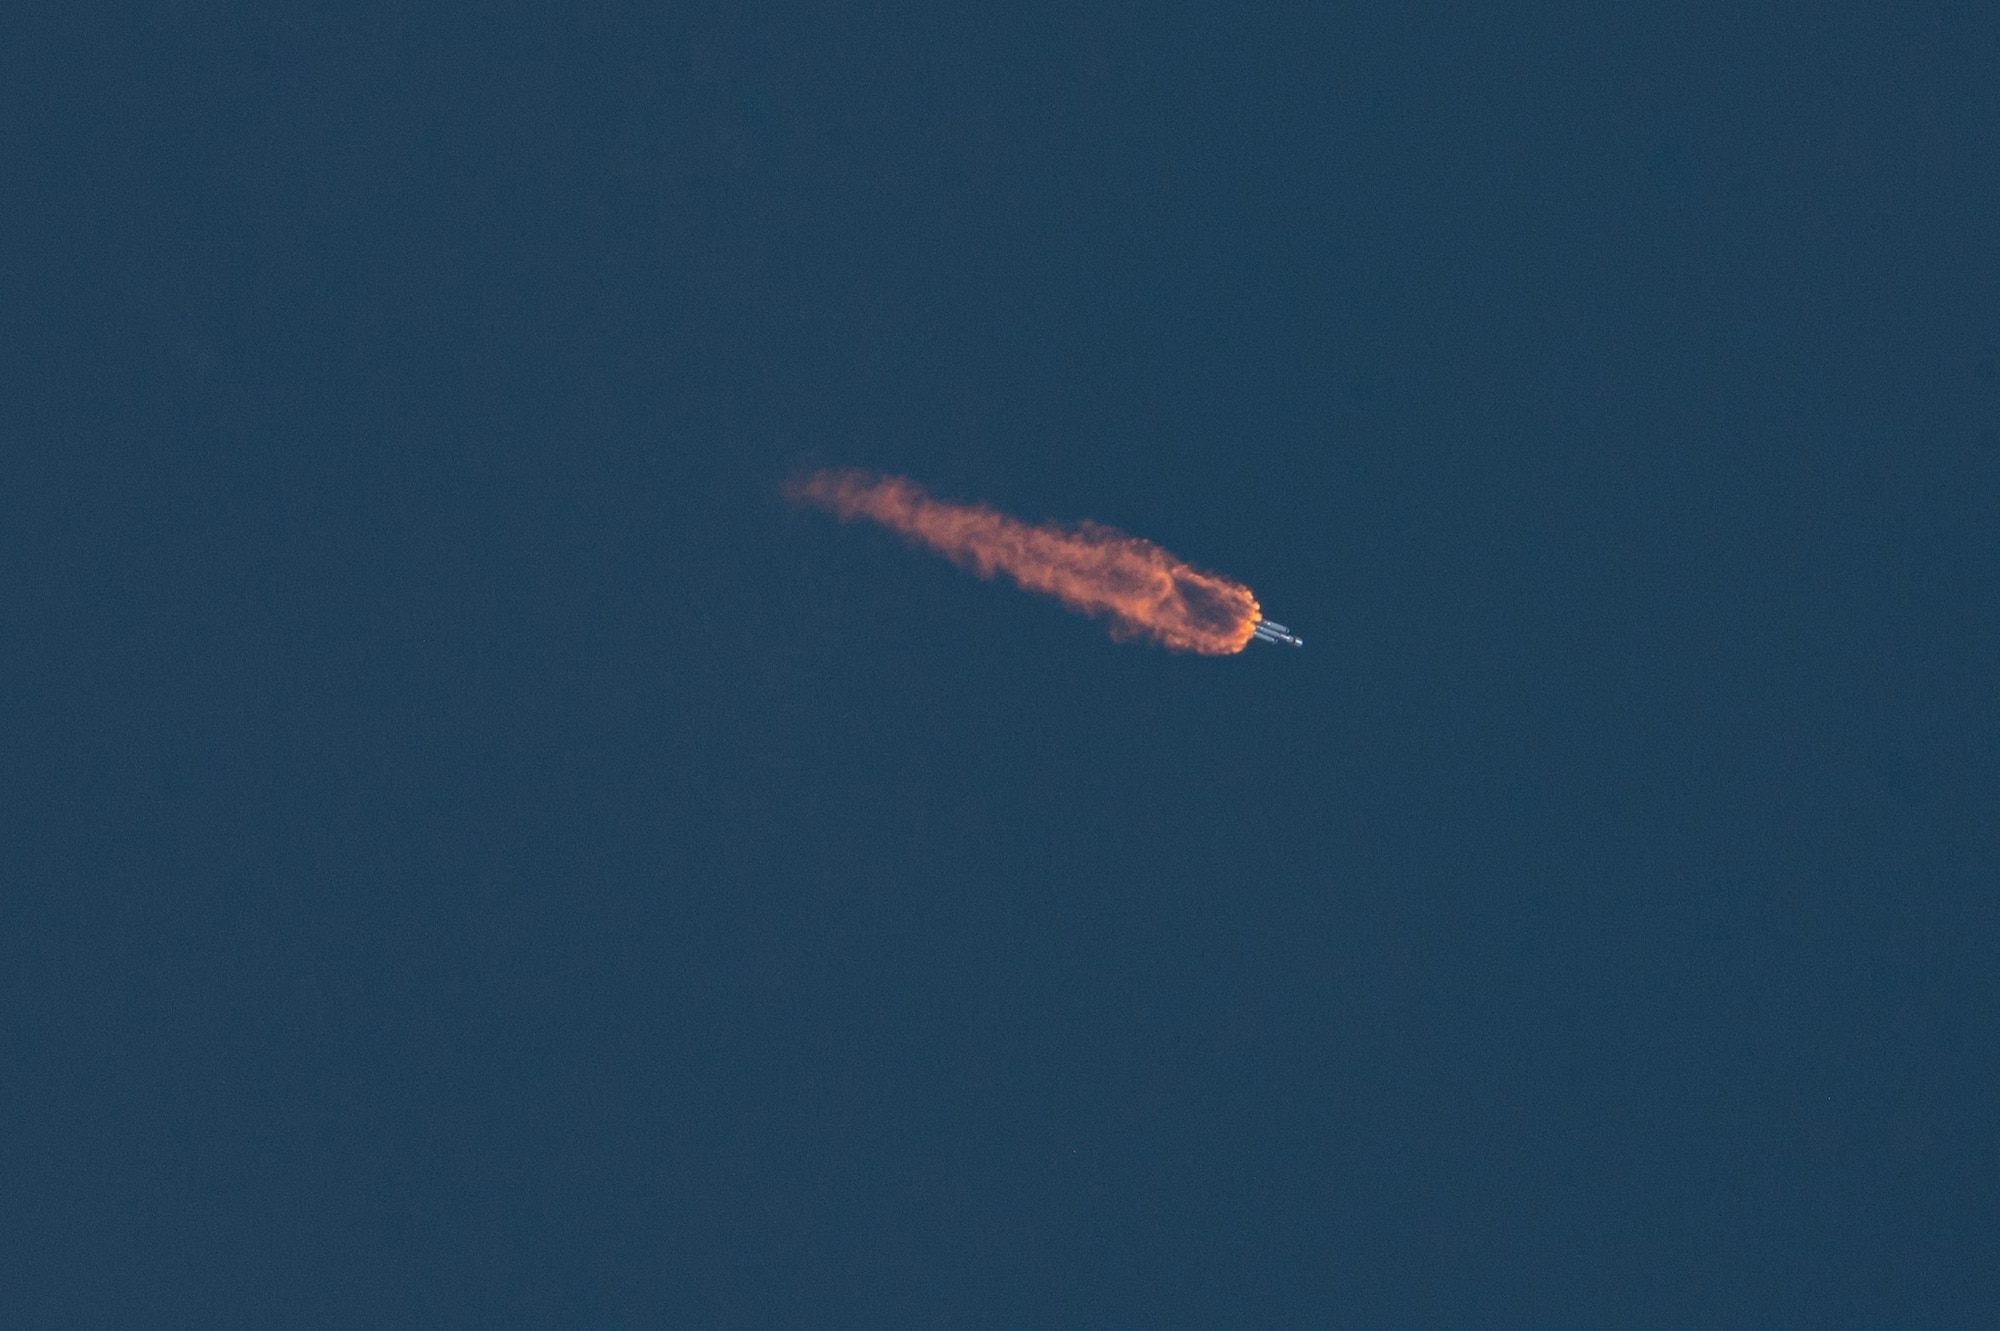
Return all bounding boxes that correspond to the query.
[3,3,1996,1327]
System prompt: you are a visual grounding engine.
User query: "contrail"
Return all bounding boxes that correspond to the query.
[789,469,1265,654]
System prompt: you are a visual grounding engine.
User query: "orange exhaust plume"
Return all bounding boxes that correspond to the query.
[790,469,1261,654]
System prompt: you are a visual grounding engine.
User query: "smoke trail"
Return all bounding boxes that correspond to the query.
[789,469,1261,654]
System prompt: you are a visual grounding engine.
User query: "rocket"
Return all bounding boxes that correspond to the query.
[1249,617,1302,648]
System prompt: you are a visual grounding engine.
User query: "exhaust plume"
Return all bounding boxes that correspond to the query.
[789,469,1261,654]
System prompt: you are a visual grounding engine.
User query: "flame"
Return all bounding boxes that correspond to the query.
[790,469,1261,654]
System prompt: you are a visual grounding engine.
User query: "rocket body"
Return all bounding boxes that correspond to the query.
[1250,618,1303,648]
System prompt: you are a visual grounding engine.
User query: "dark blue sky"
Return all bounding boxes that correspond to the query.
[4,4,1996,1326]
